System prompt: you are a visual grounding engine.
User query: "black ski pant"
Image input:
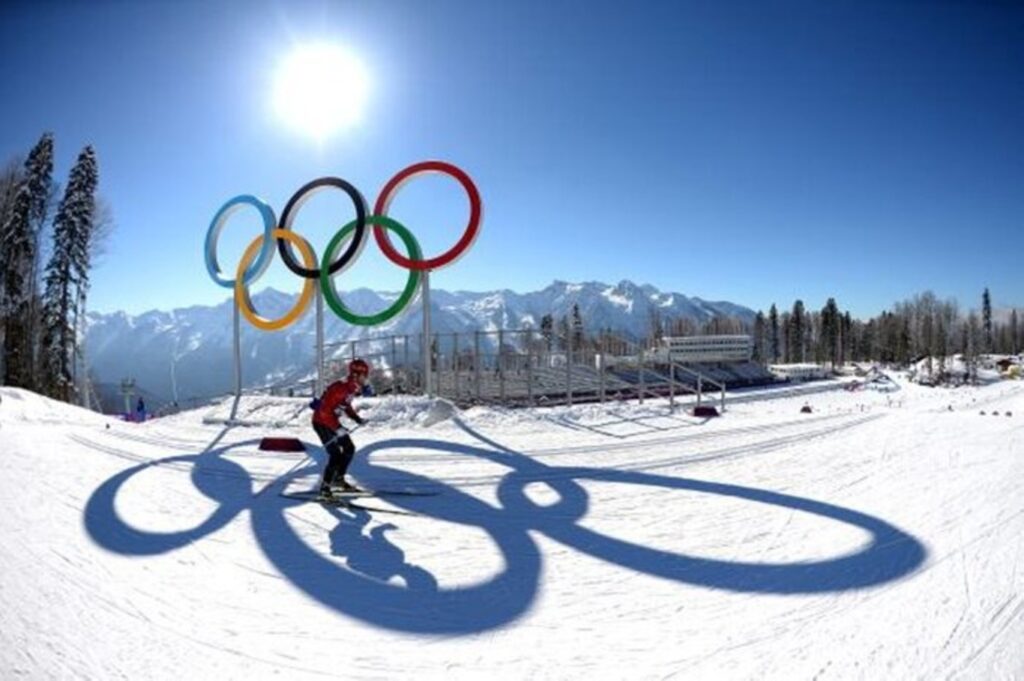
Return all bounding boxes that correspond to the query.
[314,423,356,485]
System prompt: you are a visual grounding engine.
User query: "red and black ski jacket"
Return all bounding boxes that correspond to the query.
[312,379,362,431]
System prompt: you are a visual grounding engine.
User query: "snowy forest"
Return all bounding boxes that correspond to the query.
[746,288,1020,371]
[0,132,109,403]
[538,288,1019,380]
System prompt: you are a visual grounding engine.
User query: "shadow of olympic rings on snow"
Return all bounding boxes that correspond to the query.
[82,427,253,555]
[448,417,929,594]
[83,420,927,634]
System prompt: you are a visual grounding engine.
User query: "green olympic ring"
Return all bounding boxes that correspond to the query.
[320,216,423,326]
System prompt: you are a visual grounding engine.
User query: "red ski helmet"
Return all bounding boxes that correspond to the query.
[348,358,370,376]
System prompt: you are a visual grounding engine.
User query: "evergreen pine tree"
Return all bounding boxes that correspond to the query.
[540,314,554,352]
[898,317,911,365]
[0,133,54,388]
[811,311,824,364]
[68,147,99,402]
[841,311,852,366]
[0,158,21,380]
[791,300,806,363]
[753,311,766,364]
[768,304,779,364]
[820,298,839,368]
[935,318,947,379]
[982,287,993,353]
[921,310,935,379]
[0,156,25,233]
[558,315,571,352]
[781,311,792,363]
[1011,309,1020,354]
[783,316,791,363]
[878,312,892,363]
[40,146,98,401]
[965,312,982,382]
[996,321,1011,355]
[861,318,876,362]
[571,303,584,349]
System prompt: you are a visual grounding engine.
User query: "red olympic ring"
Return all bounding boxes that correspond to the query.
[373,161,482,271]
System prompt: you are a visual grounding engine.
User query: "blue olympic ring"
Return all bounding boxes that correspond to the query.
[204,195,277,288]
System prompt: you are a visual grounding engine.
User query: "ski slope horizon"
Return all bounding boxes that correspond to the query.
[1,375,1022,678]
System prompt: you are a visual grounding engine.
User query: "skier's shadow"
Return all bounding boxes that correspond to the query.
[252,443,542,634]
[324,504,438,592]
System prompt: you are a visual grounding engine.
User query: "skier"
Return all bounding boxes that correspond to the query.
[312,358,369,498]
[136,397,146,422]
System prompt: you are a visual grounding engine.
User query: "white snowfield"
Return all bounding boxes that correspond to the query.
[1,375,1022,680]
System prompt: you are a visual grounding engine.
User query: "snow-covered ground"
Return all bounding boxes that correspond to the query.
[1,375,1022,679]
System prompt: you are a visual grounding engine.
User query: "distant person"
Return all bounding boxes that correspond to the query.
[135,397,146,422]
[311,358,369,498]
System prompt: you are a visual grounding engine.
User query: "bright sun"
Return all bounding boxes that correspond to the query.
[272,43,369,140]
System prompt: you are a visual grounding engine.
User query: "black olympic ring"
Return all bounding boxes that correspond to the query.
[276,176,368,279]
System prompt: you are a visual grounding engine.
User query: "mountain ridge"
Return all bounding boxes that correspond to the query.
[84,279,755,410]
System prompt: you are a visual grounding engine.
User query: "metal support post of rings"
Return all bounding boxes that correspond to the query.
[204,161,481,328]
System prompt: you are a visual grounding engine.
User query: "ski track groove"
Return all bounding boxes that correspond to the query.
[65,412,885,499]
[955,597,1024,676]
[436,412,886,490]
[91,409,862,463]
[65,433,277,484]
[84,407,873,474]
[376,411,874,466]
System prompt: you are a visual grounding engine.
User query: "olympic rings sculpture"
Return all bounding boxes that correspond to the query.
[204,161,482,330]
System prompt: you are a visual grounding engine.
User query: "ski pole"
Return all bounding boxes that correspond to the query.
[326,423,363,446]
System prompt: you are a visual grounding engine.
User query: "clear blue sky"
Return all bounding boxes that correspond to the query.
[1,0,1021,319]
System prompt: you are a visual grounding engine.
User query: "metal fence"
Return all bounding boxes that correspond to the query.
[323,328,727,411]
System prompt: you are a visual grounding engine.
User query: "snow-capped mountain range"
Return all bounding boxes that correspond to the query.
[84,279,754,409]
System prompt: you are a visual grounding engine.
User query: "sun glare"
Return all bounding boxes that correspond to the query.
[272,43,369,140]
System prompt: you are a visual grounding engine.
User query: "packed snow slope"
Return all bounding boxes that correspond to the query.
[1,375,1022,679]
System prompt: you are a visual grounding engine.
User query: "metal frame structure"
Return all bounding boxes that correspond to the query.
[318,328,730,412]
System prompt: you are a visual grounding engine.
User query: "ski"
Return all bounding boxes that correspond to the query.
[279,490,420,516]
[325,487,439,498]
[338,499,418,516]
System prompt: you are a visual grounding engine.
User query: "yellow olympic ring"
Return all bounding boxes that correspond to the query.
[234,229,317,331]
